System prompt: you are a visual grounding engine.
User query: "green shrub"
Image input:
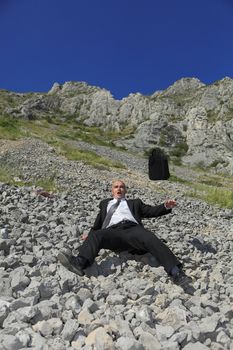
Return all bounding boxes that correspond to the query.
[170,142,188,157]
[208,159,227,168]
[144,147,165,158]
[171,157,182,166]
[159,134,166,146]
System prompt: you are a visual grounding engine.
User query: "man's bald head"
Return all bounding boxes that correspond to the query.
[111,180,126,199]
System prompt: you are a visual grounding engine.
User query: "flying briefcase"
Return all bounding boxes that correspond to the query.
[148,148,170,180]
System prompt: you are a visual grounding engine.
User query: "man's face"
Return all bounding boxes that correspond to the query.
[111,181,126,199]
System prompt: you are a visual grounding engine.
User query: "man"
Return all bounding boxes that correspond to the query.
[58,180,193,292]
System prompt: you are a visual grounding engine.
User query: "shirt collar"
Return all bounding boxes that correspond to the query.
[112,197,126,202]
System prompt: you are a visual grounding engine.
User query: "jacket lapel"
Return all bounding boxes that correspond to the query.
[102,199,111,218]
[126,199,134,214]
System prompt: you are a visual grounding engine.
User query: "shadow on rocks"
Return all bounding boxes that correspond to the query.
[190,237,217,254]
[84,251,160,278]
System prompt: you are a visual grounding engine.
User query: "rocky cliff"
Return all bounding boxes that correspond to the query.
[1,77,233,174]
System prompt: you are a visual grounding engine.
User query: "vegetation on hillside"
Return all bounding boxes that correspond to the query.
[169,171,233,209]
[0,165,58,191]
[0,115,233,208]
[0,116,126,169]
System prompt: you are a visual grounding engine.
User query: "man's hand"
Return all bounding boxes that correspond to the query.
[164,199,177,209]
[81,233,88,240]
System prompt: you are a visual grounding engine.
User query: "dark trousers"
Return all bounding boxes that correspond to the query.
[78,222,181,274]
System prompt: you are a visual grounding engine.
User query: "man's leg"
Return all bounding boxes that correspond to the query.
[58,225,132,274]
[121,225,181,274]
[78,226,132,264]
[80,222,181,274]
[58,228,105,274]
[120,224,195,294]
[78,228,107,265]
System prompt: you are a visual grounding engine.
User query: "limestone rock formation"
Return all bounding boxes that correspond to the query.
[1,76,233,174]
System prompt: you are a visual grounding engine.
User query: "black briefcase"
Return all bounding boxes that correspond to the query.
[148,148,170,180]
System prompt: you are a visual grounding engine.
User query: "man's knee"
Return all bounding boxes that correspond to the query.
[85,229,104,242]
[132,227,154,238]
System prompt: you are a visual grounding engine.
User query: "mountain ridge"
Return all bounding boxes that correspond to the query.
[1,76,233,174]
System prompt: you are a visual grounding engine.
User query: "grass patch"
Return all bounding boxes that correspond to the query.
[0,116,132,152]
[168,174,191,185]
[0,166,28,186]
[0,166,15,184]
[0,117,57,141]
[34,175,58,192]
[51,141,125,170]
[0,117,126,171]
[0,116,22,139]
[0,165,59,191]
[56,129,112,147]
[171,157,183,166]
[188,183,233,208]
[20,119,59,140]
[56,123,133,150]
[168,166,233,209]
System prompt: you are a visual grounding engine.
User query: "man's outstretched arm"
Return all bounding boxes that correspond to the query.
[138,198,176,218]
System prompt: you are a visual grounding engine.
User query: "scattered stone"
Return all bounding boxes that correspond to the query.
[85,326,114,349]
[0,139,232,349]
[61,319,79,341]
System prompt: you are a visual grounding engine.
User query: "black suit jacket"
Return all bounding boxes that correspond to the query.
[91,198,171,231]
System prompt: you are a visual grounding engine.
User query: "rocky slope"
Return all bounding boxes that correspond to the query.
[0,139,233,350]
[1,76,233,174]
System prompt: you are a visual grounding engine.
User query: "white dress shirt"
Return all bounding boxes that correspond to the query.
[106,198,138,228]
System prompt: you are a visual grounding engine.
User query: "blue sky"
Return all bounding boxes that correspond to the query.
[1,0,233,99]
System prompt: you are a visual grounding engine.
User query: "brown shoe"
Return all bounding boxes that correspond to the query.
[57,251,84,276]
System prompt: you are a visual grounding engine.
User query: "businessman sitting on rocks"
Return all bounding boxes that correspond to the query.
[58,180,194,293]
